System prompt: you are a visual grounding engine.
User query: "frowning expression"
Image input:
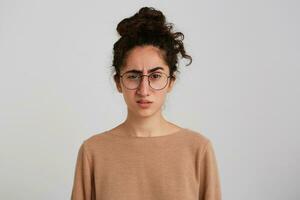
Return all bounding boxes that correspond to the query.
[116,45,176,117]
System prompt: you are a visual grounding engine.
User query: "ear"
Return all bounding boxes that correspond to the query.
[114,75,123,93]
[167,76,176,93]
[116,82,122,93]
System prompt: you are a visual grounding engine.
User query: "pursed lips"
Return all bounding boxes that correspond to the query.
[136,100,153,103]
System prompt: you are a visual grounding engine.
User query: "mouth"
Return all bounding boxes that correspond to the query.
[136,100,153,104]
[136,100,153,108]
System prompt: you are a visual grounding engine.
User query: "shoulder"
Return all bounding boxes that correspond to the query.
[183,128,219,155]
[80,130,112,152]
[182,129,218,162]
[182,128,211,146]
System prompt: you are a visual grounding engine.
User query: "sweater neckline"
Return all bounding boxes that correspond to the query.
[106,127,186,139]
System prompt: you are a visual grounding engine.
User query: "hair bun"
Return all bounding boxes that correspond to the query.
[117,7,169,37]
[138,7,165,23]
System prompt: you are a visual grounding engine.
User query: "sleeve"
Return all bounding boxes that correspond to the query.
[71,141,95,200]
[198,140,222,200]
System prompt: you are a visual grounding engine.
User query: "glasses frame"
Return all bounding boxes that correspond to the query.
[120,71,173,90]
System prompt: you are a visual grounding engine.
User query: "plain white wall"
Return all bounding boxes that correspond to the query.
[1,0,299,199]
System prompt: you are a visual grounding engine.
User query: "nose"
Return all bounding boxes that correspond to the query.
[137,75,150,96]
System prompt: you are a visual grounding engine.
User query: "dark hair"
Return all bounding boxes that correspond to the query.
[111,6,192,83]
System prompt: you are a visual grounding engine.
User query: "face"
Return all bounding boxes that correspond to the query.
[115,45,176,118]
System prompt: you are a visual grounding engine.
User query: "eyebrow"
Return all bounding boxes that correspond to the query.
[123,67,164,74]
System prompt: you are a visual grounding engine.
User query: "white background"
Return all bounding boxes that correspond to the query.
[1,0,299,199]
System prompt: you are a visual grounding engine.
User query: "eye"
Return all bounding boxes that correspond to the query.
[126,73,139,80]
[150,73,162,79]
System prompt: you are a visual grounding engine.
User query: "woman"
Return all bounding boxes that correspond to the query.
[71,6,222,200]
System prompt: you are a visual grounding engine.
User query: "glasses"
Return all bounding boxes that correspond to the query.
[120,71,172,90]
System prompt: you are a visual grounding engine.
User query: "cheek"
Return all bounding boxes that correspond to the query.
[122,91,136,106]
[154,91,168,106]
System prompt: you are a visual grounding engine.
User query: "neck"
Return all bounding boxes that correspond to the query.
[121,107,170,137]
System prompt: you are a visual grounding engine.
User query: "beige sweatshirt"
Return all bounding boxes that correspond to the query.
[71,128,222,200]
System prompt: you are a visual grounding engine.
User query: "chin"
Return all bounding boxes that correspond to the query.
[138,107,162,118]
[127,106,158,118]
[137,110,155,118]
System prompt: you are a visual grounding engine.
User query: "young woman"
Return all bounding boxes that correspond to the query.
[71,6,222,200]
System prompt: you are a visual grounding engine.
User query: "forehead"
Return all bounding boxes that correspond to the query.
[122,45,169,73]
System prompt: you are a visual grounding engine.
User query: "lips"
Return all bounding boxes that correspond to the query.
[137,100,153,109]
[136,100,152,103]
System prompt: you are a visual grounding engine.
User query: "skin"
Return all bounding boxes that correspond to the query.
[112,45,183,137]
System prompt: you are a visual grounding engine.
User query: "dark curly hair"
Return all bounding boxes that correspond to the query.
[111,6,192,84]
